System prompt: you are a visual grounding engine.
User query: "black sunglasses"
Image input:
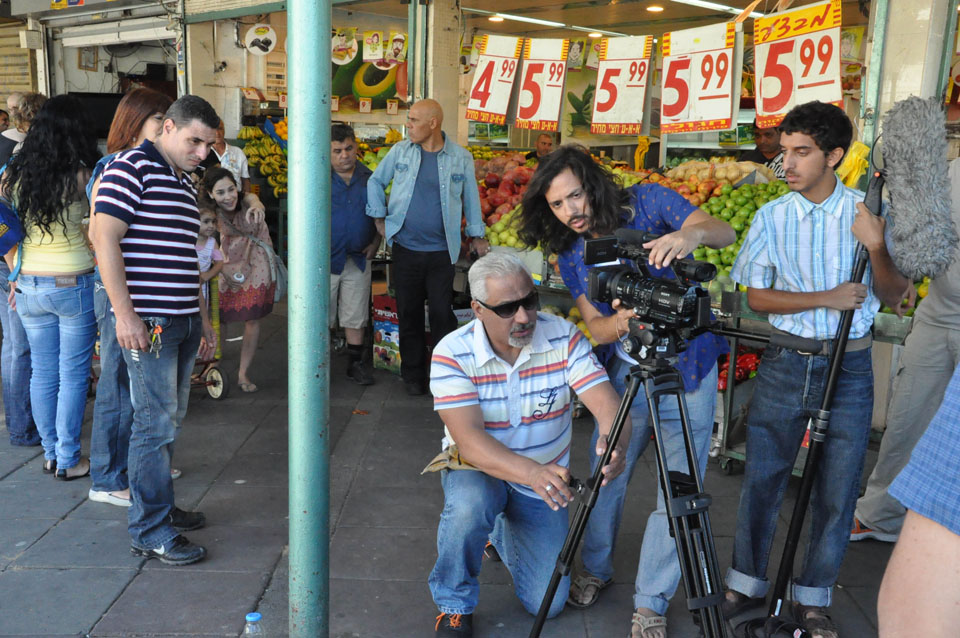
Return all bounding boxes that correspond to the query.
[477,290,539,319]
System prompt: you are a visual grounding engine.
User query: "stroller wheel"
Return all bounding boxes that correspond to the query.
[205,366,229,400]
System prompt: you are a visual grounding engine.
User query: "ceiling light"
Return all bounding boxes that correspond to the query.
[489,12,565,28]
[647,4,665,11]
[463,8,628,36]
[587,32,602,38]
[488,15,504,22]
[669,0,763,18]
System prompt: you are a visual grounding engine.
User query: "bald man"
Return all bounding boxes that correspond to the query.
[367,99,489,396]
[525,133,555,162]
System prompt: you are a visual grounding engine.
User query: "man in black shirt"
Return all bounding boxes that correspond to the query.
[524,133,555,163]
[739,119,785,179]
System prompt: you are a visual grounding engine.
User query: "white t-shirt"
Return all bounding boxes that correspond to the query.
[213,144,250,187]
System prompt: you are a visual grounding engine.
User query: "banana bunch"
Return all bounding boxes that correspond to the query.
[267,172,288,198]
[237,126,264,140]
[384,128,403,145]
[243,136,288,198]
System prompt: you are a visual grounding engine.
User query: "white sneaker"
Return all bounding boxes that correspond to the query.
[171,468,182,480]
[88,488,132,507]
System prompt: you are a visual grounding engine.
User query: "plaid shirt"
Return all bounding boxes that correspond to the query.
[730,176,881,340]
[890,362,960,536]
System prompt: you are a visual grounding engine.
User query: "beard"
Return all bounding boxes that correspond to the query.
[508,321,535,348]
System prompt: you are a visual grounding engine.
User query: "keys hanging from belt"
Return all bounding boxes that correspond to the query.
[149,323,163,358]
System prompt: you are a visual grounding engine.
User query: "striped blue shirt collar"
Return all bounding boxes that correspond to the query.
[471,312,552,368]
[791,175,845,221]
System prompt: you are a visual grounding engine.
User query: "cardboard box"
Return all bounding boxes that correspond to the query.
[373,294,399,323]
[373,319,401,374]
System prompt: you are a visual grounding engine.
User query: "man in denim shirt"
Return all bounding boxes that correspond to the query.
[367,99,489,396]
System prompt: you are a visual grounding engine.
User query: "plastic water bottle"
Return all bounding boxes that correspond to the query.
[244,612,265,636]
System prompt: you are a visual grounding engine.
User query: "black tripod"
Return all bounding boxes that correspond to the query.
[530,345,728,638]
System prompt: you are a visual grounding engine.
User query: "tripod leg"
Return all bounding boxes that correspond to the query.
[644,373,729,638]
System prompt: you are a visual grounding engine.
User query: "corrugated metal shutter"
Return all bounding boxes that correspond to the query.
[0,23,36,95]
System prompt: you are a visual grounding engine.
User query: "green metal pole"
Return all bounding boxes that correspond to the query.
[860,0,888,149]
[937,0,960,100]
[288,1,331,637]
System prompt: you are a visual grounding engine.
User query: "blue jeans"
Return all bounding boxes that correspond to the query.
[123,313,201,549]
[580,357,718,615]
[15,273,96,468]
[428,469,570,617]
[0,263,38,446]
[90,276,133,492]
[726,346,873,607]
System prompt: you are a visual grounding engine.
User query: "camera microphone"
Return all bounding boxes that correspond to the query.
[877,96,959,280]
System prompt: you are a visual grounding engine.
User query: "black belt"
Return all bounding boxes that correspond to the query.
[770,327,872,356]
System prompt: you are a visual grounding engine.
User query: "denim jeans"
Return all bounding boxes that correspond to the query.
[90,275,134,492]
[0,262,38,446]
[580,356,718,615]
[123,313,201,549]
[428,468,570,617]
[15,273,96,468]
[726,345,873,607]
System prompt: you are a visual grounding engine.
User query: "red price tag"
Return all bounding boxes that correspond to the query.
[466,35,523,126]
[515,39,569,132]
[754,0,842,128]
[278,92,287,108]
[589,36,653,136]
[661,22,742,134]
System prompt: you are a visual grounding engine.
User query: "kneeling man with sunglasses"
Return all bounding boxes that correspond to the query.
[517,146,734,638]
[428,251,627,637]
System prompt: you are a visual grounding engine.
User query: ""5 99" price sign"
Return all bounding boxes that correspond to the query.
[660,22,743,134]
[466,35,524,126]
[515,38,569,132]
[589,35,653,136]
[754,0,842,128]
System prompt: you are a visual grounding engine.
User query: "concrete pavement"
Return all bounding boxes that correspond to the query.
[0,307,893,637]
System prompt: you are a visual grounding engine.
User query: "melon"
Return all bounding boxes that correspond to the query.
[352,61,398,109]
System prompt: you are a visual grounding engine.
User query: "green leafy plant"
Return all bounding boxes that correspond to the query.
[568,83,595,127]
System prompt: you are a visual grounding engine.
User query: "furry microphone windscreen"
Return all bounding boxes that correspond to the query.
[880,96,959,280]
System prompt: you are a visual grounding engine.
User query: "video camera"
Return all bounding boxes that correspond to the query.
[584,229,716,361]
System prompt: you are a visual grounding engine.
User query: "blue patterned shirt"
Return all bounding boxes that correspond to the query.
[557,183,728,392]
[890,362,960,536]
[730,176,881,340]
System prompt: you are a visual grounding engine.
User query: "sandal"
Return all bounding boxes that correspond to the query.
[566,571,613,608]
[721,589,765,619]
[239,381,258,393]
[629,610,667,638]
[793,603,839,638]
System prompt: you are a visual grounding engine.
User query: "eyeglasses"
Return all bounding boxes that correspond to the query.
[477,290,539,319]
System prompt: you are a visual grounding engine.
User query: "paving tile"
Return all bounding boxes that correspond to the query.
[327,578,438,638]
[11,518,140,569]
[0,477,90,520]
[197,484,288,527]
[69,485,209,521]
[337,484,440,529]
[237,423,288,455]
[0,517,58,568]
[840,585,879,633]
[92,569,270,636]
[142,524,286,573]
[353,425,445,489]
[838,537,894,588]
[0,441,42,479]
[0,567,136,635]
[216,451,288,487]
[330,526,436,582]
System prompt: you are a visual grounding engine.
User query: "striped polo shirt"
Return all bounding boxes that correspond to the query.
[94,140,201,316]
[431,312,608,499]
[730,176,882,339]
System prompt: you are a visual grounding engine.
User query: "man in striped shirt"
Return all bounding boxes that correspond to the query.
[428,252,626,637]
[724,101,912,637]
[92,95,218,567]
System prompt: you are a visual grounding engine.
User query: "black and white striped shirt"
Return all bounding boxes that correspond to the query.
[95,140,201,316]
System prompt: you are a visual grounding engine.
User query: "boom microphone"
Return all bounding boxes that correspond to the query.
[878,96,959,280]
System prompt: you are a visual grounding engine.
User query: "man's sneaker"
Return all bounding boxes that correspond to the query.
[131,535,206,566]
[170,507,206,532]
[346,360,374,385]
[435,612,473,636]
[850,517,898,543]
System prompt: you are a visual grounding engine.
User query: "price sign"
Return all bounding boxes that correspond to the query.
[278,92,287,109]
[466,35,524,126]
[515,38,569,132]
[754,0,842,128]
[589,36,653,135]
[661,22,743,134]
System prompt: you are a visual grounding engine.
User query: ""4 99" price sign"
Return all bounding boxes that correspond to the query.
[754,0,842,128]
[589,35,654,135]
[466,35,524,126]
[660,22,743,134]
[515,38,569,132]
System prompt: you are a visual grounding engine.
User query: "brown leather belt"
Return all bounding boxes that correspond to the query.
[770,327,872,356]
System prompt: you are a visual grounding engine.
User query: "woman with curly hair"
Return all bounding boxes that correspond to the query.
[3,95,100,480]
[0,92,46,167]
